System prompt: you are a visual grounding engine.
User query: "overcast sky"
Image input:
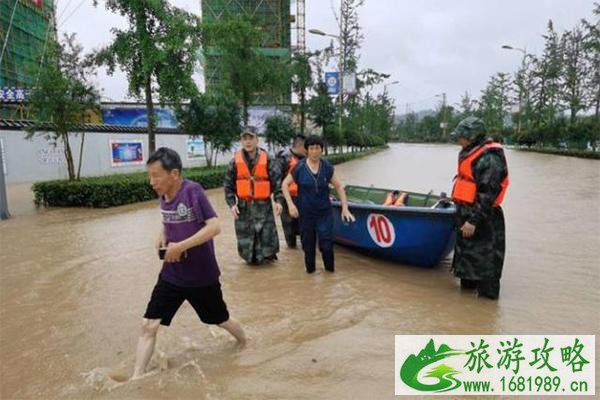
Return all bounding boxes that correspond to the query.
[58,0,596,113]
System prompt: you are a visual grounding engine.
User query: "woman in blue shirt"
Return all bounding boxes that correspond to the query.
[280,135,354,273]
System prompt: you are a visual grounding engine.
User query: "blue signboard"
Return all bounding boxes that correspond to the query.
[101,107,178,128]
[0,88,29,103]
[325,72,340,95]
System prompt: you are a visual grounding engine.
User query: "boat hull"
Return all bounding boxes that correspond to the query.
[331,202,456,268]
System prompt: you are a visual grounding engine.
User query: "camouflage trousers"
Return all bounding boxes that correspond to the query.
[452,207,506,282]
[234,200,279,263]
[280,198,300,248]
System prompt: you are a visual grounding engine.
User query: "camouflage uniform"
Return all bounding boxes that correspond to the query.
[224,148,282,264]
[275,148,305,248]
[450,117,508,299]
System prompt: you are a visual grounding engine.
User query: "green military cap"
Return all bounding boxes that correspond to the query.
[450,116,487,140]
[240,125,258,138]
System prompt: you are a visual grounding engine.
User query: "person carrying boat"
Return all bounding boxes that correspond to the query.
[280,135,355,273]
[224,126,283,265]
[450,116,509,299]
[275,134,306,248]
[383,190,407,207]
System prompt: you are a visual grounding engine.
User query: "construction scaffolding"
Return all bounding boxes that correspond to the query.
[200,0,291,104]
[0,0,55,89]
[295,0,305,54]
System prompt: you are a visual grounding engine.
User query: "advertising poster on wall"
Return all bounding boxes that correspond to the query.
[102,107,178,128]
[110,140,144,167]
[186,137,205,160]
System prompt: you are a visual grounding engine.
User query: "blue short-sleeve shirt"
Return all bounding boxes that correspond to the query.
[291,159,334,217]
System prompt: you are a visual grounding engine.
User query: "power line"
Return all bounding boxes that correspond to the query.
[57,0,75,23]
[58,0,87,29]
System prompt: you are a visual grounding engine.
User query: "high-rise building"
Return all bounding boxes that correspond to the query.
[1,0,55,89]
[200,0,291,104]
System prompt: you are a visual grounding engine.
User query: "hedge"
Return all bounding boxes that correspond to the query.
[33,166,227,208]
[32,146,388,208]
[513,147,600,159]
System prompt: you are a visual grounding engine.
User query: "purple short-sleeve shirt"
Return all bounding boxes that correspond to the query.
[159,179,220,287]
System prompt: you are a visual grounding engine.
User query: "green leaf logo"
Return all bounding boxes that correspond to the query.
[400,339,464,392]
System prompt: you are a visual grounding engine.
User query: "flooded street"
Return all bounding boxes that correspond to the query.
[1,143,598,399]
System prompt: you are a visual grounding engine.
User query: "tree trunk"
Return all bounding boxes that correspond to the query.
[300,90,306,135]
[595,84,599,119]
[62,131,75,180]
[76,132,85,180]
[145,77,156,154]
[205,142,212,168]
[242,93,250,125]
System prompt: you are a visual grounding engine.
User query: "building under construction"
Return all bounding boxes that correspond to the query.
[200,0,298,104]
[1,0,55,89]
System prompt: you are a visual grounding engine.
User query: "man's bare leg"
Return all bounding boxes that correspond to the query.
[131,318,161,380]
[218,319,246,346]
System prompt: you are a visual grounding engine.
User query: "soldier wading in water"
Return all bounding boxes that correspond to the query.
[450,116,509,300]
[224,126,283,265]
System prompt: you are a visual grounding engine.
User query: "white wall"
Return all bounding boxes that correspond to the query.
[0,130,275,184]
[0,130,207,184]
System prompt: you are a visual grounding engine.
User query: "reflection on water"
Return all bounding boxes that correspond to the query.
[1,143,598,399]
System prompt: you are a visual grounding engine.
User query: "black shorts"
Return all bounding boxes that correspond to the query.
[143,278,230,326]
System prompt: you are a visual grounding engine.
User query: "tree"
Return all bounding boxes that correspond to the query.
[176,91,241,167]
[459,91,477,118]
[203,15,289,124]
[531,20,563,135]
[265,114,295,149]
[511,55,536,136]
[94,0,202,153]
[335,0,365,142]
[308,80,337,153]
[582,3,600,120]
[560,25,589,123]
[26,34,101,181]
[290,53,313,135]
[338,0,365,74]
[477,72,511,136]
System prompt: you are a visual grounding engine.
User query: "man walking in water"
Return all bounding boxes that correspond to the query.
[132,147,246,380]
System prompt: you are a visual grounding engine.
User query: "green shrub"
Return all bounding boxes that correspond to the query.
[514,147,600,159]
[33,166,227,208]
[32,147,388,208]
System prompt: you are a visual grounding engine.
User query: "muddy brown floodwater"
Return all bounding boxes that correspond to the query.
[1,143,598,399]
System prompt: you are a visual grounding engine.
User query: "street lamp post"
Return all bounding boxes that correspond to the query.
[0,139,10,220]
[383,80,399,94]
[309,28,344,142]
[436,92,447,138]
[502,44,528,135]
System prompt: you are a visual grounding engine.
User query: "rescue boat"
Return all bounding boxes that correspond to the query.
[331,185,456,267]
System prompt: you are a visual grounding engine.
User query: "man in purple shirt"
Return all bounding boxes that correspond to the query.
[132,147,246,380]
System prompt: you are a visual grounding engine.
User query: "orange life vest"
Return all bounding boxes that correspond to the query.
[383,192,407,207]
[235,150,271,201]
[451,141,509,207]
[287,153,299,197]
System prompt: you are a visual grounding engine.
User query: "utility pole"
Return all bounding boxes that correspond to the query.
[0,139,10,220]
[338,1,344,142]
